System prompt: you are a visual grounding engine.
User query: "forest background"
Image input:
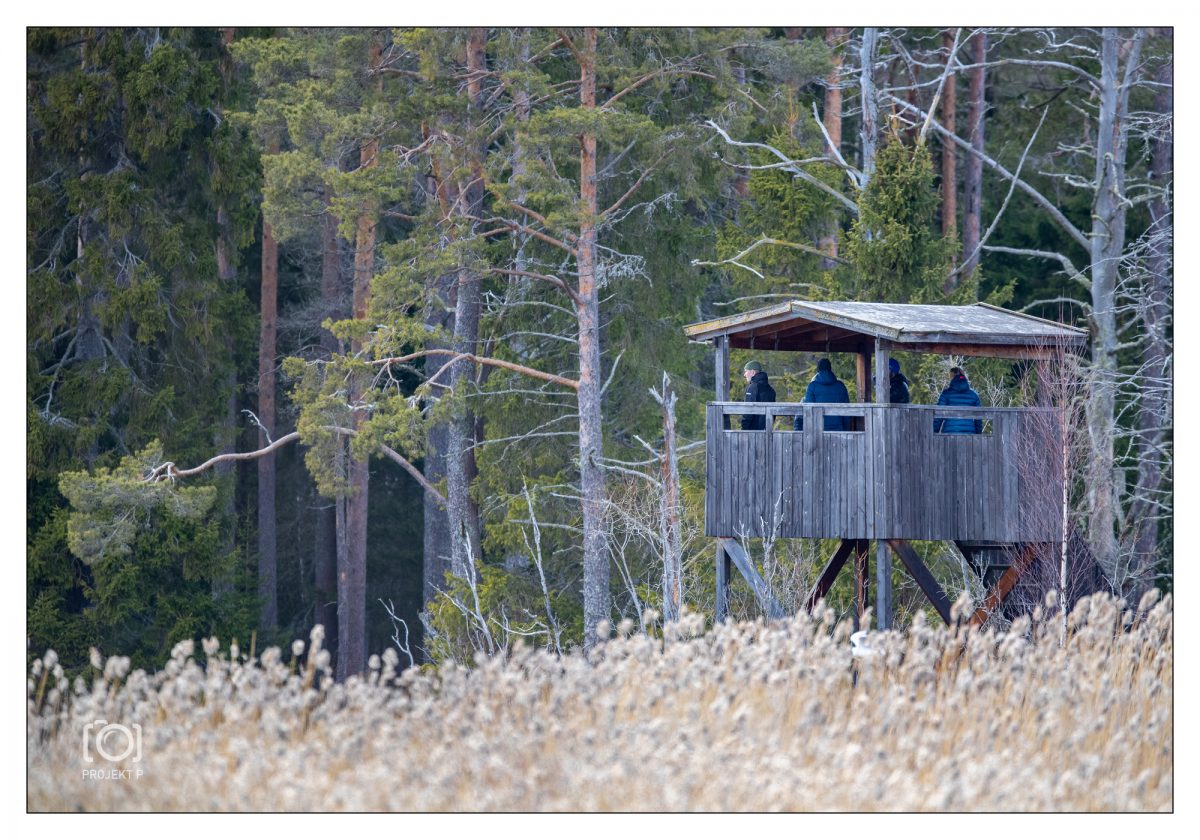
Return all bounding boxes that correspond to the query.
[24,25,1173,680]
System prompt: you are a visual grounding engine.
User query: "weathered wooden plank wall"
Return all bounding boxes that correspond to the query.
[705,403,1061,542]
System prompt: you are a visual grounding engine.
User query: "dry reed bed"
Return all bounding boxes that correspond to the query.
[27,591,1171,811]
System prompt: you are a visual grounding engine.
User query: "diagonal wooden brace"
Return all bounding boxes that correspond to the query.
[886,539,953,625]
[804,539,855,612]
[718,538,786,619]
[969,543,1040,627]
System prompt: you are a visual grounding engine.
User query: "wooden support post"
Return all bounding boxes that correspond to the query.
[856,350,871,402]
[886,538,953,625]
[715,542,731,622]
[854,539,870,630]
[874,337,893,630]
[805,539,855,611]
[874,338,890,407]
[875,543,891,629]
[714,335,730,402]
[970,543,1040,626]
[715,335,730,430]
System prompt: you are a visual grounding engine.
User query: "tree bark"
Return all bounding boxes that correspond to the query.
[445,28,487,582]
[859,28,879,186]
[577,27,610,650]
[657,377,682,623]
[940,29,958,273]
[1127,52,1172,598]
[315,203,341,651]
[257,138,279,630]
[337,42,382,681]
[961,31,987,280]
[213,26,239,596]
[1085,29,1143,583]
[819,27,845,266]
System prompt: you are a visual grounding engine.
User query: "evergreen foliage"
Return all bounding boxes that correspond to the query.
[845,133,959,303]
[27,27,1172,671]
[28,28,260,670]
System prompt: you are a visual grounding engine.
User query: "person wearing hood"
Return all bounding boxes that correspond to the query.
[889,357,911,404]
[933,366,983,433]
[794,358,850,431]
[739,360,775,431]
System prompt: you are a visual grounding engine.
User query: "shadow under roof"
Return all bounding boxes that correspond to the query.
[684,300,1087,359]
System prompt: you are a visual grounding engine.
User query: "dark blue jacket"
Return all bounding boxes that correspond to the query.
[890,372,911,404]
[934,375,983,434]
[794,369,850,431]
[740,371,775,430]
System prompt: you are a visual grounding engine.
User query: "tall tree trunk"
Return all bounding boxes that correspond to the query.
[1086,28,1144,584]
[446,28,487,581]
[961,31,987,280]
[731,56,749,198]
[213,26,239,595]
[656,376,682,623]
[577,27,610,650]
[419,145,454,608]
[72,31,105,466]
[859,28,879,185]
[337,43,382,681]
[315,203,341,650]
[940,29,958,284]
[1127,52,1172,597]
[819,27,845,266]
[257,138,280,630]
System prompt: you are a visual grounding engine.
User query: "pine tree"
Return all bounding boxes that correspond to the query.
[28,27,259,669]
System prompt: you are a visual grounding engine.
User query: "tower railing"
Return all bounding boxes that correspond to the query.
[705,402,1061,543]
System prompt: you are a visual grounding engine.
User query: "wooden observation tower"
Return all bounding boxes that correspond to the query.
[684,300,1089,629]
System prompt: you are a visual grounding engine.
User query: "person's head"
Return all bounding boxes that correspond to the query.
[949,366,966,381]
[889,358,900,375]
[816,358,832,373]
[743,360,764,380]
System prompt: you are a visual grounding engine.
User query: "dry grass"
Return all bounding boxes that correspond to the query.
[27,591,1171,812]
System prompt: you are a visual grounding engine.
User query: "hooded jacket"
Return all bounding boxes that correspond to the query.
[934,374,983,434]
[889,372,911,404]
[794,368,850,431]
[741,370,775,430]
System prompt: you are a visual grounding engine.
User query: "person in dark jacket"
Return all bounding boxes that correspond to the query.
[889,357,911,404]
[740,360,775,430]
[933,366,983,433]
[794,358,850,431]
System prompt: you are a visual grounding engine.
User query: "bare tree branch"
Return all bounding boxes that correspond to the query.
[692,236,850,277]
[375,348,580,391]
[143,427,447,506]
[953,107,1050,281]
[981,245,1086,283]
[601,152,669,219]
[882,93,1091,250]
[704,120,860,214]
[920,27,962,144]
[811,102,861,187]
[490,267,582,306]
[604,62,714,109]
